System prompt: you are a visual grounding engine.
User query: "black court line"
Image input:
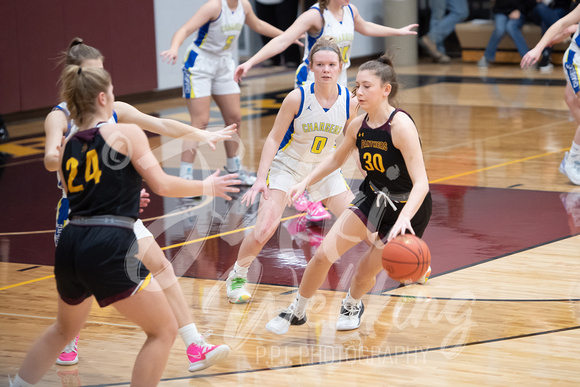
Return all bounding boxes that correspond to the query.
[82,324,580,386]
[17,266,41,272]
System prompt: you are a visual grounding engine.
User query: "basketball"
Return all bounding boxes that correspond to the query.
[382,234,431,284]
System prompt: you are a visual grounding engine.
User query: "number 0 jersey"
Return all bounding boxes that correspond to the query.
[61,125,142,219]
[278,83,350,163]
[356,109,415,194]
[187,0,245,57]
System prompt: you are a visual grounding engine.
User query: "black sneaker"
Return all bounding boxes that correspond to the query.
[336,299,364,331]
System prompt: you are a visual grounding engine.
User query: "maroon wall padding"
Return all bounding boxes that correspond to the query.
[0,0,157,115]
[17,0,65,112]
[0,0,23,114]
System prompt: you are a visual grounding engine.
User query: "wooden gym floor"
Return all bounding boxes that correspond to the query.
[1,59,580,386]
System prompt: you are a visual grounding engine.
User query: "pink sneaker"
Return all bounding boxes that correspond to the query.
[187,338,231,372]
[56,336,79,366]
[305,201,331,222]
[286,216,308,235]
[307,226,324,247]
[293,192,311,212]
[57,368,81,387]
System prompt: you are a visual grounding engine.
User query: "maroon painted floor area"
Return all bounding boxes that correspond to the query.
[2,154,578,293]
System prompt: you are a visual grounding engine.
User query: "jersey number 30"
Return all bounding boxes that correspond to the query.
[363,152,385,172]
[66,149,102,193]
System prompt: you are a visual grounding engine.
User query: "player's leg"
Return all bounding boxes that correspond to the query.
[135,223,230,372]
[336,241,384,331]
[266,210,369,334]
[213,93,256,185]
[13,298,92,385]
[112,279,177,386]
[227,189,289,303]
[561,80,580,184]
[181,97,211,181]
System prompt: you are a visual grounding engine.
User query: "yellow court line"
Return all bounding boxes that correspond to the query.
[161,213,305,251]
[429,147,570,184]
[0,275,54,291]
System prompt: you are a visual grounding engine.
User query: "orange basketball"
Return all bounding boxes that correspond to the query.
[382,234,431,283]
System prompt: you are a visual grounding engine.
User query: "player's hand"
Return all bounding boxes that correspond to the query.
[234,62,252,83]
[387,214,414,242]
[160,49,179,65]
[203,170,241,201]
[241,177,269,206]
[288,181,307,207]
[398,24,418,36]
[204,124,237,151]
[521,47,542,69]
[139,188,151,213]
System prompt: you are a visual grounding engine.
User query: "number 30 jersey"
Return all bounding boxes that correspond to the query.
[61,126,142,219]
[356,109,414,194]
[278,83,350,163]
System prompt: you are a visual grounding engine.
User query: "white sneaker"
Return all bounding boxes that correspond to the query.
[265,303,307,335]
[336,299,364,331]
[416,265,432,285]
[562,152,580,185]
[226,270,251,304]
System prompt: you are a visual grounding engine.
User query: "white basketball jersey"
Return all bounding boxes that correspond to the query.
[570,25,580,53]
[303,4,355,74]
[278,83,350,163]
[190,0,245,56]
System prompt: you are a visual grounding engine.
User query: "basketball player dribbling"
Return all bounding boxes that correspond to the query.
[266,53,432,335]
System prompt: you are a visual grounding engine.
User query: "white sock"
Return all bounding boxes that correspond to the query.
[570,141,580,156]
[11,375,35,387]
[179,324,201,348]
[294,293,311,317]
[233,262,249,276]
[226,156,240,172]
[180,162,193,179]
[344,289,361,306]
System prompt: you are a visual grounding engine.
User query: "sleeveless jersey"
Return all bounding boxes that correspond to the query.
[61,125,141,219]
[54,102,117,195]
[356,109,415,195]
[302,4,355,75]
[570,25,580,53]
[188,0,245,57]
[278,82,350,163]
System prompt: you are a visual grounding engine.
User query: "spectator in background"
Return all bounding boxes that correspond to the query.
[256,0,301,68]
[478,0,536,67]
[420,0,469,63]
[529,0,572,72]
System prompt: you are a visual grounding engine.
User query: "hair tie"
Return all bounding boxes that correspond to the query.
[377,57,388,64]
[72,40,83,47]
[77,67,82,75]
